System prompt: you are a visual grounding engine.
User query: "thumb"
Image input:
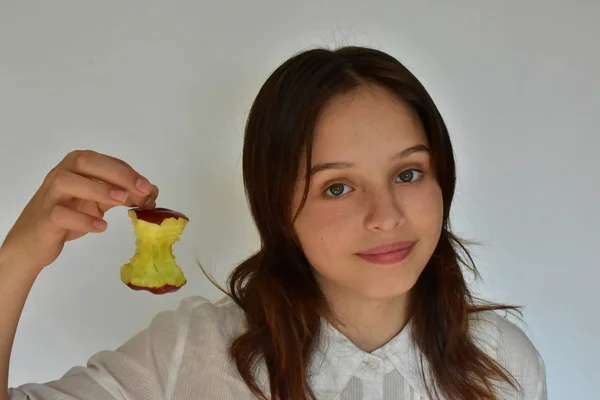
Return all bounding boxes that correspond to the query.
[100,184,159,213]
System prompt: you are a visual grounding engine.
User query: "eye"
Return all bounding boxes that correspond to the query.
[395,169,423,183]
[324,183,352,197]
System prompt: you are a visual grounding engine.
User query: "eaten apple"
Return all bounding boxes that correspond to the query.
[120,207,189,294]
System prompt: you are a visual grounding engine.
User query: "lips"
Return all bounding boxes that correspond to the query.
[357,241,416,265]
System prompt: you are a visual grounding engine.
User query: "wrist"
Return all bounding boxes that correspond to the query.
[0,245,42,280]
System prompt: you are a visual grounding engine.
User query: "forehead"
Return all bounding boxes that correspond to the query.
[311,85,427,163]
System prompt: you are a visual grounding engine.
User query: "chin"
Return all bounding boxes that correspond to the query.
[362,281,417,301]
[356,262,425,300]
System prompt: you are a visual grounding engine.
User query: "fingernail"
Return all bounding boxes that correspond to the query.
[143,197,156,209]
[136,178,152,193]
[109,189,127,202]
[93,219,107,230]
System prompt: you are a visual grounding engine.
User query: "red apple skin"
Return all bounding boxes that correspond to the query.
[129,207,189,225]
[126,282,185,294]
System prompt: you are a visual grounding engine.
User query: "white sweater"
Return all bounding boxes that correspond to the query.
[8,295,547,400]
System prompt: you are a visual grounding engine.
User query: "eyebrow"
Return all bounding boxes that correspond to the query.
[310,144,431,176]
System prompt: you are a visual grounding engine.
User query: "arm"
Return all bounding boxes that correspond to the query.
[4,271,192,400]
[0,150,161,400]
[0,248,39,400]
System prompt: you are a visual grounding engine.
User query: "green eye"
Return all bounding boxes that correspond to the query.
[396,169,422,183]
[325,183,350,197]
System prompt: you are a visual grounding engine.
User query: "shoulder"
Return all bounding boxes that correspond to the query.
[176,294,245,320]
[468,310,547,399]
[155,295,260,396]
[7,296,253,400]
[144,294,245,332]
[114,295,246,365]
[172,294,247,340]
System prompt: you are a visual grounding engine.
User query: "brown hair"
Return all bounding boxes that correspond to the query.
[213,46,521,399]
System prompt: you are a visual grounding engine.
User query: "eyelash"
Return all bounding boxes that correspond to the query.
[323,168,424,198]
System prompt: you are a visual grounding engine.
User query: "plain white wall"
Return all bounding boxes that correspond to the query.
[1,1,598,398]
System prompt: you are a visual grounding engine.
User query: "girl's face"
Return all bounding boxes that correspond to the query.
[292,85,443,303]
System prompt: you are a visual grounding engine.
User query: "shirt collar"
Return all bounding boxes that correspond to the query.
[308,317,430,398]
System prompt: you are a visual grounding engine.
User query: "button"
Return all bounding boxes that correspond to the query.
[366,356,381,369]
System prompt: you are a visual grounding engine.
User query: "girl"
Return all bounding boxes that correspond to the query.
[0,46,546,399]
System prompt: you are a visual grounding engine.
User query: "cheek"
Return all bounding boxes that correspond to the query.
[294,202,355,263]
[405,183,444,239]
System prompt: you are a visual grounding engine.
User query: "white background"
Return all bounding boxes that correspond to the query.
[1,1,598,398]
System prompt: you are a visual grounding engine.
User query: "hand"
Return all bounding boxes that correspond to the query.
[0,150,159,272]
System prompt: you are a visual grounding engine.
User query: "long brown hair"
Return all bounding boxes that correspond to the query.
[216,46,522,399]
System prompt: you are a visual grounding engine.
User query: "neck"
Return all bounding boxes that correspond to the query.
[324,287,412,353]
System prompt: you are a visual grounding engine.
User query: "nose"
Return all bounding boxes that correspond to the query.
[364,186,405,232]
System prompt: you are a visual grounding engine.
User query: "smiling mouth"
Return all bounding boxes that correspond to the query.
[356,241,416,265]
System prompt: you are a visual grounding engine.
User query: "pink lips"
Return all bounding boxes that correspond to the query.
[357,241,416,265]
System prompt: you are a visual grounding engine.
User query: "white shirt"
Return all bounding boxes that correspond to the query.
[8,295,547,400]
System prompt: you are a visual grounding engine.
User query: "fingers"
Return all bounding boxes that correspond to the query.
[62,150,153,197]
[57,150,157,208]
[49,204,107,233]
[119,184,158,210]
[2,150,158,272]
[46,169,131,207]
